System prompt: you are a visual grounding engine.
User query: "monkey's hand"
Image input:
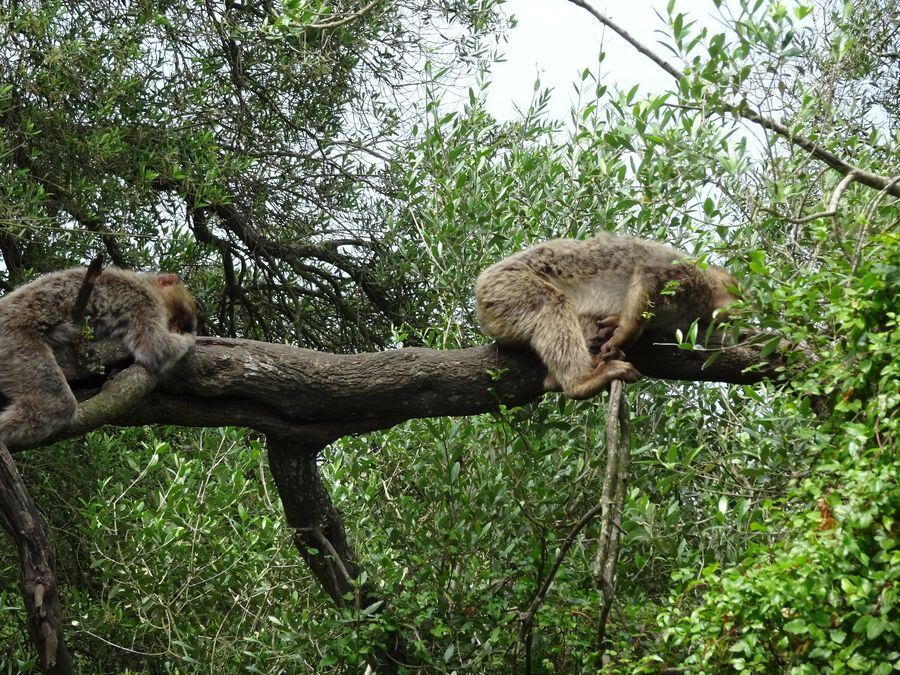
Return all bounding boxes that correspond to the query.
[599,340,625,360]
[590,316,625,360]
[132,331,196,375]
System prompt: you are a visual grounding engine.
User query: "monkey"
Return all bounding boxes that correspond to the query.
[0,267,198,448]
[475,233,740,400]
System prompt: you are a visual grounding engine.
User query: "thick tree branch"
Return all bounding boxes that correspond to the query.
[4,330,782,453]
[566,0,900,198]
[0,442,73,674]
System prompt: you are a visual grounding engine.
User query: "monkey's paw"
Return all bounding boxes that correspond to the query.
[599,339,626,360]
[591,348,623,367]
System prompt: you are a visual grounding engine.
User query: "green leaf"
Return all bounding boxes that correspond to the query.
[866,617,886,640]
[759,336,782,358]
[443,643,455,662]
[450,461,460,482]
[784,619,807,634]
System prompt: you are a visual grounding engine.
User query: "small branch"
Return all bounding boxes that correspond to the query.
[594,379,631,664]
[565,0,900,198]
[308,527,360,611]
[71,253,104,325]
[516,503,604,651]
[762,170,858,224]
[39,364,159,447]
[824,171,858,214]
[308,0,383,30]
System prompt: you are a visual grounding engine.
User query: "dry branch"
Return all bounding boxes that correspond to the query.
[70,254,104,325]
[595,379,631,663]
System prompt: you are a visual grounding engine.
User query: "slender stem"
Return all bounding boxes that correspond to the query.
[565,0,900,198]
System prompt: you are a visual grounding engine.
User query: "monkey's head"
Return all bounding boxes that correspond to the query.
[707,266,741,316]
[156,273,198,335]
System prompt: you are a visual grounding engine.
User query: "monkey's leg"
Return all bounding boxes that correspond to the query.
[600,273,656,357]
[479,271,626,399]
[0,342,78,447]
[527,291,630,399]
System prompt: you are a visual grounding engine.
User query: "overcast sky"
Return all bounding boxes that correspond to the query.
[484,0,690,120]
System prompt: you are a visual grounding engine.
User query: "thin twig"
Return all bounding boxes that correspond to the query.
[308,0,383,30]
[565,0,900,198]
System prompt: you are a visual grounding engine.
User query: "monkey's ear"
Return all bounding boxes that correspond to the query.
[156,273,181,288]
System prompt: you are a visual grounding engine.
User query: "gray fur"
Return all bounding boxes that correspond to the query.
[475,233,738,399]
[0,267,196,447]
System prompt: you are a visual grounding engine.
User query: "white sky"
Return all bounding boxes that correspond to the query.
[485,0,693,120]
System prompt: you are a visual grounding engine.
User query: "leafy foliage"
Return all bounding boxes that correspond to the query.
[1,428,328,672]
[1,0,898,672]
[0,0,506,348]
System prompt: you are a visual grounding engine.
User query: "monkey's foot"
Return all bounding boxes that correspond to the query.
[563,359,641,400]
[601,359,641,384]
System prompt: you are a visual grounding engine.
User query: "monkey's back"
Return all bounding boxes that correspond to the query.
[516,234,685,274]
[476,234,690,326]
[0,268,163,339]
[0,269,84,334]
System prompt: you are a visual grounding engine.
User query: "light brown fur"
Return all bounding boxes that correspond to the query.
[0,267,198,447]
[475,234,739,399]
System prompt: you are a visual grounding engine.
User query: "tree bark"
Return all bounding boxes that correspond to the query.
[0,442,73,674]
[6,329,781,453]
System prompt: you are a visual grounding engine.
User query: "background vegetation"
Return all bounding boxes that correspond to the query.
[1,0,897,672]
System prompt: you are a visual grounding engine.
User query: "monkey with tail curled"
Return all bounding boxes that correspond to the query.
[0,268,198,448]
[475,233,740,399]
